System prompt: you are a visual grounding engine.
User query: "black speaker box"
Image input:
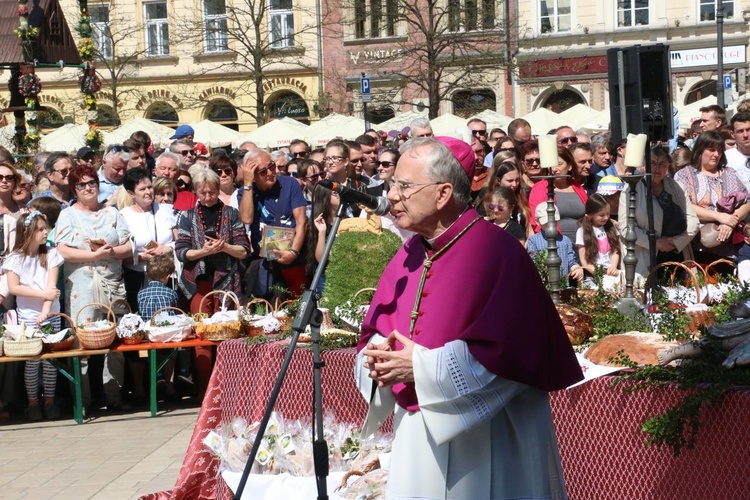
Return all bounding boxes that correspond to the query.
[608,44,673,144]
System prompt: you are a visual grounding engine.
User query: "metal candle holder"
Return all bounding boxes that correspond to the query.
[616,173,648,314]
[531,174,570,304]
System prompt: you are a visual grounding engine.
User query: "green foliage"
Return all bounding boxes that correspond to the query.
[321,231,402,319]
[531,249,550,290]
[713,280,750,324]
[613,343,750,456]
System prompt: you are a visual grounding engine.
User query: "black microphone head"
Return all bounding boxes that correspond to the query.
[372,196,391,216]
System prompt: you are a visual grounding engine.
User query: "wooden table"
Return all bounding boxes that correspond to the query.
[0,348,109,424]
[110,338,218,416]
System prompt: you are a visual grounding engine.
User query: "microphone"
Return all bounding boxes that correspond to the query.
[318,179,391,216]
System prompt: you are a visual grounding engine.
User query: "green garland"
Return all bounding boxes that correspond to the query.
[75,3,103,151]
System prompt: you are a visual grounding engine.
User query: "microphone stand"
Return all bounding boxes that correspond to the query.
[233,201,349,500]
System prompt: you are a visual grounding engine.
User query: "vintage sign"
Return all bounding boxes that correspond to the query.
[349,49,403,65]
[670,45,746,69]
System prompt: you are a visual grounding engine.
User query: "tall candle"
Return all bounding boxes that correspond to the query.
[624,133,647,168]
[539,135,558,169]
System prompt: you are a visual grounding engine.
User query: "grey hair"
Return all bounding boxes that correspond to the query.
[399,137,471,206]
[590,132,612,151]
[269,150,287,161]
[34,152,51,169]
[575,130,590,142]
[155,151,180,168]
[243,148,271,164]
[104,145,130,164]
[409,117,432,135]
[191,167,220,191]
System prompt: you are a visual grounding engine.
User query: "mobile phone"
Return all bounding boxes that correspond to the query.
[145,240,158,250]
[205,230,217,239]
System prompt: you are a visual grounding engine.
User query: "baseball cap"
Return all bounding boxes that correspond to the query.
[75,146,94,160]
[170,125,195,140]
[596,175,625,196]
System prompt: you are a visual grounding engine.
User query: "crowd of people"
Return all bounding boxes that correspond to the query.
[0,99,748,422]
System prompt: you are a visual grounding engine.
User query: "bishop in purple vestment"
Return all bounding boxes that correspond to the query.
[356,137,582,499]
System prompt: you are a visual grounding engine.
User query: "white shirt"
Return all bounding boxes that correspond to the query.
[575,225,613,268]
[2,248,63,324]
[725,147,750,191]
[120,203,177,272]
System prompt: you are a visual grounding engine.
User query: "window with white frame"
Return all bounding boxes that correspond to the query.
[145,2,169,56]
[540,0,571,34]
[353,0,399,39]
[699,0,734,22]
[89,5,112,59]
[203,0,228,52]
[616,0,648,27]
[269,0,295,48]
[446,0,497,32]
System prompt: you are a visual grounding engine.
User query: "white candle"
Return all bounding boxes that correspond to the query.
[538,135,558,169]
[624,133,647,168]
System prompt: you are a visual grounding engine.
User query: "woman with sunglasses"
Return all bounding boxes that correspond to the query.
[54,164,133,412]
[296,159,322,217]
[375,148,399,192]
[210,155,240,208]
[175,168,249,314]
[528,146,588,242]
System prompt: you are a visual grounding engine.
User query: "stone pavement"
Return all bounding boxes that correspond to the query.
[0,406,199,499]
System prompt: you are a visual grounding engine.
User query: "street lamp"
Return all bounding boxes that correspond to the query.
[716,3,725,106]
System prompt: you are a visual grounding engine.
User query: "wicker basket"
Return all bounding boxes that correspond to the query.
[195,291,243,341]
[273,299,295,333]
[645,261,702,304]
[242,298,276,338]
[121,332,146,345]
[148,306,192,343]
[44,311,77,352]
[4,337,43,357]
[75,302,117,349]
[338,288,375,333]
[0,338,4,356]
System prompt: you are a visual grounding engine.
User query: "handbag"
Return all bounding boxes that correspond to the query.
[699,223,722,248]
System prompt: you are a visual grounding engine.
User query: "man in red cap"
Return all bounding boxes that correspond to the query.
[357,137,581,498]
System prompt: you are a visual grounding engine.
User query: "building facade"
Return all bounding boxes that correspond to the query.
[2,0,324,133]
[515,1,749,115]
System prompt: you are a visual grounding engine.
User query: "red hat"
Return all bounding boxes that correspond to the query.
[435,136,475,179]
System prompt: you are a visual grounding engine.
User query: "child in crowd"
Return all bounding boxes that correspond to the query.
[595,175,624,222]
[575,194,621,278]
[137,253,184,400]
[485,186,526,245]
[2,211,63,420]
[527,204,583,282]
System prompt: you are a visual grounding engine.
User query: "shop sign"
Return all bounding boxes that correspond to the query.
[349,49,403,65]
[670,45,745,69]
[519,56,608,79]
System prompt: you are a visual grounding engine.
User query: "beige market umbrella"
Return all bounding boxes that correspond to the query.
[677,96,715,129]
[521,107,568,135]
[305,113,366,146]
[233,117,309,149]
[430,113,470,137]
[559,104,601,129]
[40,123,90,152]
[470,109,514,131]
[578,109,611,133]
[376,111,428,133]
[104,118,176,148]
[189,119,241,148]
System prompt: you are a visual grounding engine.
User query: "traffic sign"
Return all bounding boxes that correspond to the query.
[724,75,732,89]
[361,77,370,95]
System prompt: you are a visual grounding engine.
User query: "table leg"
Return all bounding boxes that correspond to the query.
[150,350,157,417]
[72,357,82,424]
[48,357,83,425]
